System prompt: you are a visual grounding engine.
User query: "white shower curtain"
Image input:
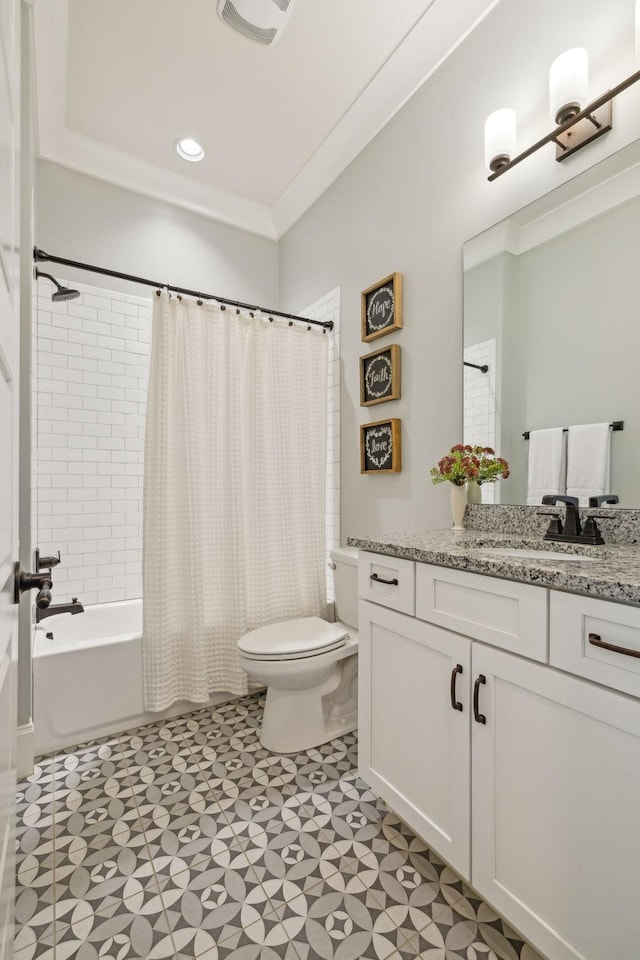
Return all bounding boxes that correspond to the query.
[143,293,329,711]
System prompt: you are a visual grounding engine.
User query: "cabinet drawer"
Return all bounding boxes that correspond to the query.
[358,552,415,615]
[550,592,640,697]
[416,563,548,662]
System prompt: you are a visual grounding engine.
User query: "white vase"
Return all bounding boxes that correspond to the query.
[450,483,468,530]
[467,480,482,504]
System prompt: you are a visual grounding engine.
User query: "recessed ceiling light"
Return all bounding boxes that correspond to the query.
[175,138,205,162]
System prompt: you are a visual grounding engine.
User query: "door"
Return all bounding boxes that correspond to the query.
[472,644,640,960]
[0,0,20,955]
[358,600,471,876]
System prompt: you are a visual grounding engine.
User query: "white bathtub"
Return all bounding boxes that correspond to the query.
[33,599,230,754]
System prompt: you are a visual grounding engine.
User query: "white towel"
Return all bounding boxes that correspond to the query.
[566,422,611,506]
[527,428,567,504]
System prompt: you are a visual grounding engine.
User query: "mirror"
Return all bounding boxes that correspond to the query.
[463,141,640,506]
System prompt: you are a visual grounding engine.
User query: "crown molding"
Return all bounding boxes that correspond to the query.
[34,0,499,241]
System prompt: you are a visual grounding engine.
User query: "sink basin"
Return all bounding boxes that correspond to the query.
[477,548,598,562]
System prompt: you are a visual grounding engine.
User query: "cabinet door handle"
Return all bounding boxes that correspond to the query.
[588,632,640,660]
[473,674,487,724]
[369,573,399,586]
[450,664,463,712]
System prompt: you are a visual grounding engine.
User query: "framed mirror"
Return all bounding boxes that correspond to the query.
[463,140,640,506]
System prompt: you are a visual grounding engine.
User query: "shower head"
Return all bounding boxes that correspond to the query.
[35,269,81,302]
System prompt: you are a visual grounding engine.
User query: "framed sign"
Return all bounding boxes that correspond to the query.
[360,344,401,406]
[360,418,401,474]
[361,272,403,342]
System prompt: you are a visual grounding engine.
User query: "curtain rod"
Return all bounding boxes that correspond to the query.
[33,248,333,331]
[522,421,624,440]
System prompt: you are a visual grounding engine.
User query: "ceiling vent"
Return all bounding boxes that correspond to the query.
[217,0,294,45]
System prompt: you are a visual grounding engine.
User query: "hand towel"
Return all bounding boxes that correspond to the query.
[566,422,611,506]
[527,428,567,504]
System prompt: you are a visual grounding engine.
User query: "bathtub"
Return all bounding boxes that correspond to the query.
[33,599,230,754]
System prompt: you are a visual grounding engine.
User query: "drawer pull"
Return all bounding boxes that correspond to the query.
[473,674,487,724]
[370,573,399,586]
[588,632,640,660]
[450,664,463,712]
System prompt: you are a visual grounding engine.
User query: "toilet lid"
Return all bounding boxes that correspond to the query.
[238,617,348,661]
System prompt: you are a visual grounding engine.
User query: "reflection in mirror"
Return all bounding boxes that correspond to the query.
[463,143,640,507]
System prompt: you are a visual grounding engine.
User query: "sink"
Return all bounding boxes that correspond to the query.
[477,547,598,562]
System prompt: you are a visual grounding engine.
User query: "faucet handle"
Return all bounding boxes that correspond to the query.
[537,512,563,537]
[581,516,605,545]
[37,549,61,570]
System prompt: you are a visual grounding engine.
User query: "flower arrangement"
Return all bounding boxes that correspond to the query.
[431,444,510,486]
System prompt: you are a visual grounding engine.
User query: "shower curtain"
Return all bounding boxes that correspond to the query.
[142,293,329,711]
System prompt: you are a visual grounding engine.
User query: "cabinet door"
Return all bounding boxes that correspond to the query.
[358,600,471,876]
[472,644,640,960]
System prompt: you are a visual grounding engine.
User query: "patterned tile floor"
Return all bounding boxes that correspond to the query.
[15,693,544,960]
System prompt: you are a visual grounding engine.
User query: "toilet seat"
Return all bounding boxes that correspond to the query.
[238,616,348,661]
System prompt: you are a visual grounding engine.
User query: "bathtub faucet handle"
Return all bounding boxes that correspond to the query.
[37,550,61,570]
[13,562,53,606]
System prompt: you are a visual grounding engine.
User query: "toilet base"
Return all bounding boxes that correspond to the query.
[258,649,358,755]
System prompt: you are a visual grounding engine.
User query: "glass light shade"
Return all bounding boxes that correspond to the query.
[484,108,516,173]
[549,48,588,124]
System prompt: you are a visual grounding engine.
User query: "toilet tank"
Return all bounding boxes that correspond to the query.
[330,547,359,628]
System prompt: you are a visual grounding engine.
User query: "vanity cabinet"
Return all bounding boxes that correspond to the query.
[358,555,640,960]
[358,600,471,875]
[472,642,640,960]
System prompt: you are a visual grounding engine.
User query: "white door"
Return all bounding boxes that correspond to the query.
[472,643,640,960]
[358,601,471,876]
[0,0,20,955]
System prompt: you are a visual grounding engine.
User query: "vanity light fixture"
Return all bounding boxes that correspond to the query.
[175,137,205,162]
[486,36,640,180]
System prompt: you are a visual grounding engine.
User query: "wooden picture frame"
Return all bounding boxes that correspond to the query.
[360,344,401,406]
[360,418,402,474]
[361,272,403,342]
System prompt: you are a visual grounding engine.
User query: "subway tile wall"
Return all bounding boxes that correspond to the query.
[34,281,151,605]
[35,282,341,608]
[463,338,497,504]
[300,288,341,604]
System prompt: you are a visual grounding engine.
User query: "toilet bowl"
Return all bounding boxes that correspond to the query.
[237,547,359,754]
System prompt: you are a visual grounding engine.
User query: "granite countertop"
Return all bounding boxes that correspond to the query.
[347,529,640,606]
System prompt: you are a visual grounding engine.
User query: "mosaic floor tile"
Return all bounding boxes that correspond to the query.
[15,693,540,960]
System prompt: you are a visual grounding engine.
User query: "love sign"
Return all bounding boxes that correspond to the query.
[360,418,402,474]
[361,273,403,342]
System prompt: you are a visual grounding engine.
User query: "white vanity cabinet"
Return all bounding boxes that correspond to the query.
[472,642,640,960]
[358,554,640,960]
[358,600,471,876]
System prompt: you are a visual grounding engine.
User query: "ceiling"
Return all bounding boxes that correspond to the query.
[33,0,499,239]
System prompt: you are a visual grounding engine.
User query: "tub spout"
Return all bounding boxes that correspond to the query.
[36,598,84,623]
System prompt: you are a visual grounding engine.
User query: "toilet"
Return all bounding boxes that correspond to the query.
[237,546,359,754]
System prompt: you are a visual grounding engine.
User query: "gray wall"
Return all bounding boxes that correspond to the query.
[36,162,279,305]
[506,195,640,504]
[278,0,640,539]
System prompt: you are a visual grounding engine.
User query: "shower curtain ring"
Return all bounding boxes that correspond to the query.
[289,320,293,327]
[197,294,203,305]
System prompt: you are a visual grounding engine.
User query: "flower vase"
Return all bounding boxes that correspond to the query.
[450,482,468,531]
[467,480,482,504]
